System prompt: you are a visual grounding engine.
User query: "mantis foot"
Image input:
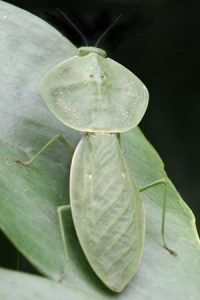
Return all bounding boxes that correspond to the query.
[58,272,66,283]
[15,157,28,165]
[163,244,177,256]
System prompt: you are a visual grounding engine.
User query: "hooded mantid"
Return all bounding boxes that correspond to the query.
[16,14,176,293]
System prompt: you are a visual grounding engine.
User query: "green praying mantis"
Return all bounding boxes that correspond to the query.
[16,29,176,291]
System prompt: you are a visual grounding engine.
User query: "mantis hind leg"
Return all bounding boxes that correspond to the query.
[15,134,73,165]
[57,204,71,283]
[16,251,20,270]
[139,178,177,256]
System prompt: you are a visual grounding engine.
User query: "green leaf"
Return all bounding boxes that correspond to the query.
[0,2,199,299]
[0,268,98,300]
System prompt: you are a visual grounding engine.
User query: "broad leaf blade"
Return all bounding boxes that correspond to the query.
[0,2,199,299]
[0,268,98,300]
[0,0,76,281]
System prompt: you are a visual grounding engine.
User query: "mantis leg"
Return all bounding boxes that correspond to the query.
[15,134,73,165]
[139,178,177,256]
[16,251,20,270]
[57,204,71,282]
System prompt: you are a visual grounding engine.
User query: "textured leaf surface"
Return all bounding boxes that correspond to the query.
[0,2,200,299]
[0,268,95,300]
[70,134,145,291]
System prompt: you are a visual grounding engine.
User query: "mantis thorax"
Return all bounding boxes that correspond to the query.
[78,47,107,58]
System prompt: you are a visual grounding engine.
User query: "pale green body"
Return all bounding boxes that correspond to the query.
[40,47,148,133]
[39,46,149,292]
[71,134,145,291]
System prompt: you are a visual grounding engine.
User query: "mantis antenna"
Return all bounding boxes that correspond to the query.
[56,8,88,46]
[95,14,122,47]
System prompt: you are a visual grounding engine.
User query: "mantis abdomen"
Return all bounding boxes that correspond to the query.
[70,133,145,292]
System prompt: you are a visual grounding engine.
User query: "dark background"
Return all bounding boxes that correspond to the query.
[5,0,200,233]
